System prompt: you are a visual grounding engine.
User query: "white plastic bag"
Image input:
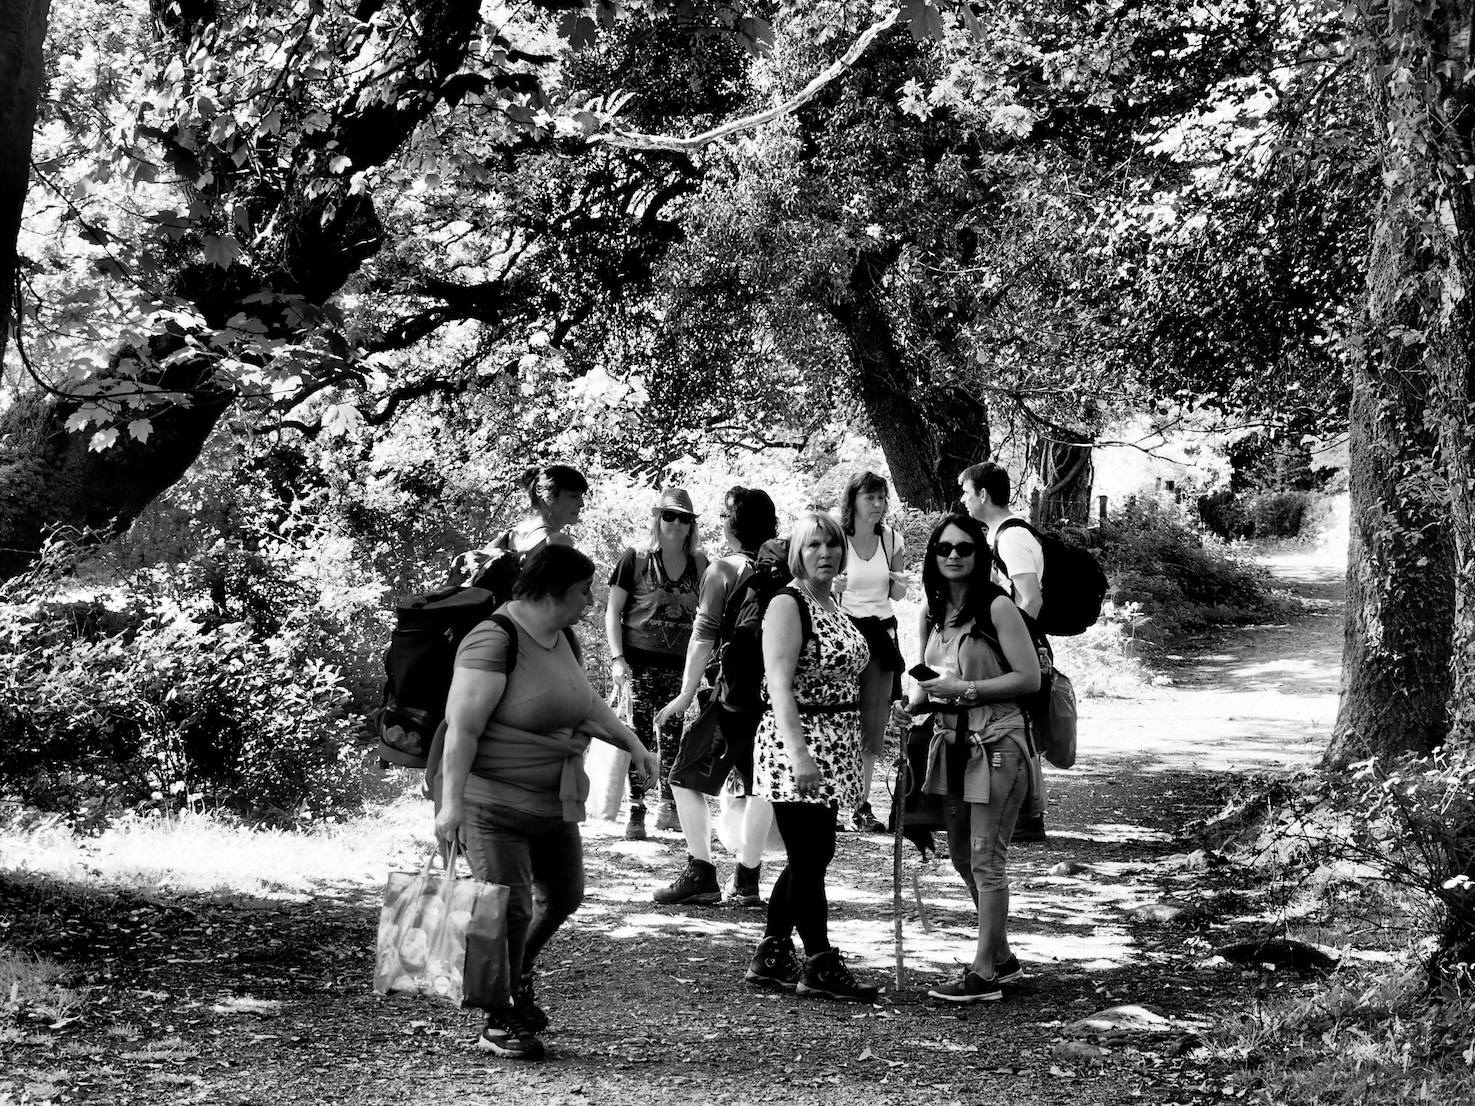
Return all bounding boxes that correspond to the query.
[583,686,632,821]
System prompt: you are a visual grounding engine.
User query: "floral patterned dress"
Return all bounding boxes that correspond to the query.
[754,586,871,807]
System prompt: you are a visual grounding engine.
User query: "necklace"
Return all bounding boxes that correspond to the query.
[798,581,836,614]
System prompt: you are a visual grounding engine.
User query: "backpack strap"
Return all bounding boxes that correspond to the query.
[775,586,814,655]
[488,612,582,669]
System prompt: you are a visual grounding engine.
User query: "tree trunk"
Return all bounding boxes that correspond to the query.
[0,0,51,366]
[1326,0,1475,765]
[1325,351,1454,767]
[1035,438,1094,527]
[826,247,990,510]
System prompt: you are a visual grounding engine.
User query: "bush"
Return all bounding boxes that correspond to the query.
[1100,498,1288,641]
[0,535,384,828]
[1247,490,1311,538]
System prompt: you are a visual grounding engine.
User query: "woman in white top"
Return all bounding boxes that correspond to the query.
[835,471,907,833]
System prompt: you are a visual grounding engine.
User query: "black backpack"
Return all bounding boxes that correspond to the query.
[712,539,812,715]
[375,531,568,769]
[994,518,1108,637]
[376,585,499,768]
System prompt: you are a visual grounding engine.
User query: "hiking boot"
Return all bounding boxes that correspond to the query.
[655,799,681,831]
[1011,813,1047,844]
[745,935,801,991]
[652,855,721,905]
[512,973,549,1032]
[852,802,886,834]
[796,948,879,1004]
[625,804,648,841]
[927,969,1002,1004]
[995,954,1025,985]
[477,1010,546,1060]
[727,862,762,907]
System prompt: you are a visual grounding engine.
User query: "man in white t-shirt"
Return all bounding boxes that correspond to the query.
[959,461,1048,843]
[959,462,1043,616]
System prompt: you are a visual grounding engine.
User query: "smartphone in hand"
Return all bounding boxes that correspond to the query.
[908,664,939,681]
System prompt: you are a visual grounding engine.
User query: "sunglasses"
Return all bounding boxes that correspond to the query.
[933,540,978,559]
[660,510,694,524]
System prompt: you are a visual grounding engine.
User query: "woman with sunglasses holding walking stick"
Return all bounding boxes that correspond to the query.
[908,512,1040,1003]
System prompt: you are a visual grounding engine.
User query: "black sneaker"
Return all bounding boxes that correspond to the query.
[728,862,762,906]
[513,973,549,1032]
[927,969,1002,1004]
[652,855,721,905]
[995,954,1025,985]
[477,1010,545,1060]
[625,804,648,841]
[1011,813,1047,843]
[796,948,879,1003]
[852,802,886,834]
[745,935,801,990]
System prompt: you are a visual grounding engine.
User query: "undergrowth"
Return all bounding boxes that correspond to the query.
[1194,757,1475,1105]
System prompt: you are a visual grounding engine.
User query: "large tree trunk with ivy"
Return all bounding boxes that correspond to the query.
[0,0,51,367]
[827,246,990,510]
[1325,351,1454,767]
[1327,0,1475,766]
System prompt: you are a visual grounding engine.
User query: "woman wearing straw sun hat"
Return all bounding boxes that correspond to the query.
[605,488,709,840]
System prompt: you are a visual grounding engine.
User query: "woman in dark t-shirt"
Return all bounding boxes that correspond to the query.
[435,545,658,1061]
[603,487,706,839]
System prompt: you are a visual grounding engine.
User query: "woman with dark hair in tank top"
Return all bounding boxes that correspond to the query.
[908,512,1040,1005]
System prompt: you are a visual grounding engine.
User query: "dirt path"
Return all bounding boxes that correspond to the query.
[1,548,1346,1106]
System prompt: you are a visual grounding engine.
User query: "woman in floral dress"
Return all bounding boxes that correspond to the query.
[744,511,879,1003]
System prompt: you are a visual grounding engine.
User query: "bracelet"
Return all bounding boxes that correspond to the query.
[966,680,977,701]
[611,654,625,663]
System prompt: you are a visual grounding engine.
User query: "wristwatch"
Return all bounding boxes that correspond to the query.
[965,681,977,701]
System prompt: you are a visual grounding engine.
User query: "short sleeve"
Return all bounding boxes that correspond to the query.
[608,547,639,591]
[455,619,514,673]
[995,528,1043,582]
[691,558,736,642]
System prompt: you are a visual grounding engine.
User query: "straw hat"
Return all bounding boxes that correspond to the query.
[653,487,698,519]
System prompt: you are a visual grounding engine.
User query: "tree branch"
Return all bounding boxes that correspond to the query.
[599,10,902,153]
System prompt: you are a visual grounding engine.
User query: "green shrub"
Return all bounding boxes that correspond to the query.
[1247,489,1311,538]
[1100,498,1287,641]
[0,535,383,827]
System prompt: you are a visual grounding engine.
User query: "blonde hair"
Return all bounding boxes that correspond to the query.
[645,512,701,558]
[786,511,848,582]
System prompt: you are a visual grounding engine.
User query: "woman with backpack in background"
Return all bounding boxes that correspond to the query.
[834,470,907,834]
[451,464,589,588]
[604,488,708,840]
[509,464,588,553]
[744,511,881,1003]
[908,512,1041,1004]
[434,544,660,1061]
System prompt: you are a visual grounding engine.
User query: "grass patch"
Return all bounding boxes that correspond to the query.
[0,783,429,899]
[0,948,82,1024]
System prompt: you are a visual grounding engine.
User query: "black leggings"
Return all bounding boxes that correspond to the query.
[765,802,839,956]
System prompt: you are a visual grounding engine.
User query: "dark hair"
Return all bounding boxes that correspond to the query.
[726,486,778,552]
[524,464,589,510]
[959,462,1009,508]
[839,471,889,536]
[920,513,996,629]
[513,544,596,601]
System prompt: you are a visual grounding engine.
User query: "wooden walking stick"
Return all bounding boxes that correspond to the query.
[893,748,907,990]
